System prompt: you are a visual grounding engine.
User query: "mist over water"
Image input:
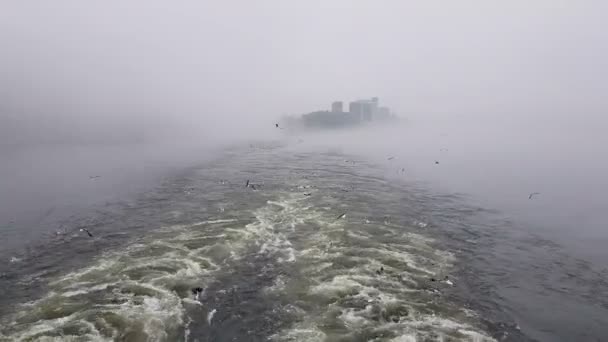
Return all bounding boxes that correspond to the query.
[293,120,608,341]
[2,1,608,341]
[370,119,608,262]
[2,123,607,341]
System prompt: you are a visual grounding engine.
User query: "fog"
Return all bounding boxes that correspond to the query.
[1,2,607,257]
[2,1,607,145]
[2,5,608,341]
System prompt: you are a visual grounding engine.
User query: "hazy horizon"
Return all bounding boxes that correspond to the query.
[1,3,608,340]
[2,1,607,147]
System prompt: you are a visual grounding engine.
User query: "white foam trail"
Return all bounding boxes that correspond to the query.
[4,213,249,340]
[264,276,287,294]
[62,283,114,297]
[161,218,238,231]
[184,317,193,342]
[204,219,237,224]
[182,298,202,306]
[268,188,494,342]
[390,335,417,342]
[414,220,428,228]
[339,307,371,329]
[271,323,326,342]
[3,170,493,341]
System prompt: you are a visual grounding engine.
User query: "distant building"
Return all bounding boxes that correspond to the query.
[301,110,358,128]
[295,96,395,130]
[331,101,343,113]
[348,101,363,121]
[349,97,379,121]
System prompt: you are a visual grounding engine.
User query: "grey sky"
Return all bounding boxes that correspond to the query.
[1,1,607,145]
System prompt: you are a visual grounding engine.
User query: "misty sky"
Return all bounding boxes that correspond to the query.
[1,1,607,145]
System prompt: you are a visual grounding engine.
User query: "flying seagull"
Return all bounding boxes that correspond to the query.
[275,123,284,130]
[528,192,541,199]
[336,212,346,220]
[387,156,395,160]
[79,228,93,237]
[435,161,440,165]
[245,179,250,188]
[89,176,101,180]
[207,308,217,325]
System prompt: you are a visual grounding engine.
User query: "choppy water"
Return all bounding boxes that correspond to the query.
[1,144,607,341]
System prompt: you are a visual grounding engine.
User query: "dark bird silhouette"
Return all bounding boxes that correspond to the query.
[191,287,204,300]
[79,228,93,237]
[275,123,284,130]
[246,179,250,188]
[435,161,440,165]
[528,192,541,199]
[336,213,346,220]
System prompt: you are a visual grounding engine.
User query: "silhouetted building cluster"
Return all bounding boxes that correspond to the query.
[331,101,343,113]
[300,97,395,128]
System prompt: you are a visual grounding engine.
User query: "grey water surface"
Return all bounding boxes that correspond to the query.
[1,139,606,342]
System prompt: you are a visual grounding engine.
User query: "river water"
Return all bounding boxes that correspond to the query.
[0,137,607,341]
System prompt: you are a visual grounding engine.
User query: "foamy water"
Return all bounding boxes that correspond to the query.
[0,147,544,341]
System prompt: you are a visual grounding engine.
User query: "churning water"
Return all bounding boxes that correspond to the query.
[1,143,606,341]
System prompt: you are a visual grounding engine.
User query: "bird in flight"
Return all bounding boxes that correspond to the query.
[80,228,93,237]
[528,192,541,199]
[89,176,100,180]
[387,156,395,160]
[275,123,284,130]
[191,287,203,300]
[336,213,346,220]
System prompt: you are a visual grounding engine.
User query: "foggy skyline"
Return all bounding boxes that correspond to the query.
[1,1,607,145]
[2,4,608,340]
